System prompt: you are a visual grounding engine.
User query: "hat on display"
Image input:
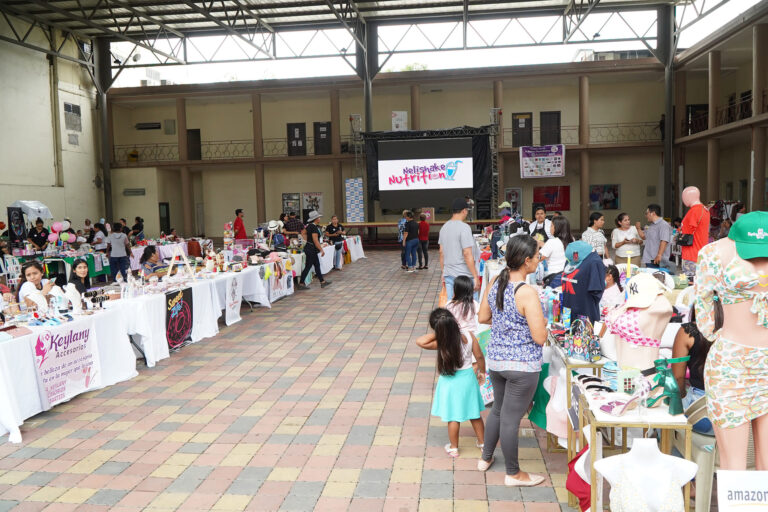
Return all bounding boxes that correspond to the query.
[451,198,469,211]
[625,272,670,309]
[307,210,323,222]
[565,241,594,270]
[498,201,511,208]
[728,211,768,259]
[267,220,279,231]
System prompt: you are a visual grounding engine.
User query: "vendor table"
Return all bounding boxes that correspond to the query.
[577,391,693,512]
[345,236,366,262]
[5,252,111,281]
[129,242,188,271]
[0,307,138,442]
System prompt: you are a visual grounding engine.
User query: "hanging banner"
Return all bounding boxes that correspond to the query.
[225,274,243,326]
[166,288,193,350]
[31,321,102,409]
[345,178,365,223]
[268,261,293,303]
[520,144,565,178]
[7,207,27,244]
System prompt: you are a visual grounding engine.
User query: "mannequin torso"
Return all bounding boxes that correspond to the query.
[595,439,697,512]
[611,296,673,370]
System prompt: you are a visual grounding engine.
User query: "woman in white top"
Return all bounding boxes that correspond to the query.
[611,213,642,267]
[92,223,108,252]
[539,216,573,288]
[581,212,608,258]
[600,265,625,312]
[18,260,55,307]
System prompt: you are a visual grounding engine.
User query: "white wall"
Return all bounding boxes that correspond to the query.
[0,15,102,224]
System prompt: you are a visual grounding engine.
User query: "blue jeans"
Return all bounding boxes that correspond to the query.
[333,242,343,269]
[405,239,419,268]
[444,275,479,302]
[682,386,714,435]
[109,256,130,281]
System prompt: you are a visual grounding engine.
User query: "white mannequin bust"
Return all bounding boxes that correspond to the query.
[595,439,697,512]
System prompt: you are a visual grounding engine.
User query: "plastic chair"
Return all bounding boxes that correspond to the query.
[673,396,755,512]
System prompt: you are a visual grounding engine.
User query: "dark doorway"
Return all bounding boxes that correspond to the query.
[512,112,533,147]
[159,202,171,235]
[187,129,202,160]
[540,111,561,145]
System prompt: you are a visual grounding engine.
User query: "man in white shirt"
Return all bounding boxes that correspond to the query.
[107,220,132,281]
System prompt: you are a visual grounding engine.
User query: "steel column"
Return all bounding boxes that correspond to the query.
[94,38,113,221]
[707,51,720,202]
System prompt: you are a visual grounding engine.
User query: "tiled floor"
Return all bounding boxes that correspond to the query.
[0,251,578,512]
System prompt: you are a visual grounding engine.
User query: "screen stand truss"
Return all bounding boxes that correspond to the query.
[489,108,501,219]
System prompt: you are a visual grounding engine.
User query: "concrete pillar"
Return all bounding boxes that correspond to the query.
[330,89,341,154]
[333,162,343,218]
[578,76,589,145]
[176,98,187,161]
[675,70,686,138]
[410,85,420,130]
[252,93,263,158]
[180,166,194,236]
[580,151,590,231]
[493,80,504,208]
[255,164,266,223]
[707,51,720,201]
[674,70,687,216]
[752,25,767,118]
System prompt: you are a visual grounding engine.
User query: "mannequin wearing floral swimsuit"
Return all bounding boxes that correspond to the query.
[695,238,768,470]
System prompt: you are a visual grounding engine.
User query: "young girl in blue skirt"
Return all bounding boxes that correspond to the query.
[417,308,486,457]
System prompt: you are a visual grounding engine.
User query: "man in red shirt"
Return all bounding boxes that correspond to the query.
[680,186,710,282]
[233,209,247,240]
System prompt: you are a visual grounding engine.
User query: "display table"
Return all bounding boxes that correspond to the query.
[129,242,188,271]
[577,391,693,512]
[0,307,139,442]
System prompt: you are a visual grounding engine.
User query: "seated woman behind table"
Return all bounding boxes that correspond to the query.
[68,258,92,294]
[18,260,55,307]
[27,217,50,251]
[139,246,173,279]
[600,265,626,312]
[92,223,108,252]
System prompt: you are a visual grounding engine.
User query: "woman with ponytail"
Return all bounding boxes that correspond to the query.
[416,308,486,458]
[476,235,548,486]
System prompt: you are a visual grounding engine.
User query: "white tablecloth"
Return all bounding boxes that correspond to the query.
[346,236,366,262]
[212,266,270,312]
[0,308,138,442]
[129,242,189,271]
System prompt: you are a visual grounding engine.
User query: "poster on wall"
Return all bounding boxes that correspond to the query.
[504,188,523,215]
[6,207,27,244]
[225,274,243,326]
[166,288,193,350]
[302,192,323,214]
[520,144,565,178]
[345,178,364,223]
[533,186,570,211]
[392,111,408,131]
[589,184,620,210]
[282,193,300,215]
[31,322,102,409]
[420,207,435,221]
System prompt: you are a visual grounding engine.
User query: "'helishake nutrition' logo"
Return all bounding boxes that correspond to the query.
[388,160,463,187]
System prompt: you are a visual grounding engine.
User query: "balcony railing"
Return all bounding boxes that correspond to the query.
[113,143,178,165]
[112,136,361,165]
[588,122,660,143]
[715,93,753,127]
[201,139,253,159]
[501,126,578,147]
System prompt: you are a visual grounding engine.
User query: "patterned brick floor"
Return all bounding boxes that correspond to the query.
[0,251,578,512]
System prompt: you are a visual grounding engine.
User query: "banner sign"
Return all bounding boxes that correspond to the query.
[7,207,27,244]
[533,186,571,211]
[520,144,565,178]
[225,274,243,326]
[345,178,365,223]
[32,322,102,409]
[268,261,293,303]
[378,157,474,191]
[166,288,193,349]
[717,470,768,511]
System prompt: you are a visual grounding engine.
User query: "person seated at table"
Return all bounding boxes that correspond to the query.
[600,265,625,312]
[325,215,346,270]
[27,218,49,251]
[167,228,178,241]
[139,246,170,279]
[68,258,92,294]
[18,260,55,307]
[130,216,145,241]
[75,230,87,243]
[671,308,714,435]
[92,223,108,252]
[119,218,131,236]
[83,218,95,243]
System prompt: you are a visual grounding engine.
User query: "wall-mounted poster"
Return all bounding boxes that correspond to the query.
[302,192,323,214]
[282,193,300,214]
[520,144,565,178]
[533,186,570,211]
[589,184,621,210]
[345,178,364,223]
[420,207,435,221]
[392,111,408,131]
[6,207,27,244]
[504,188,522,215]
